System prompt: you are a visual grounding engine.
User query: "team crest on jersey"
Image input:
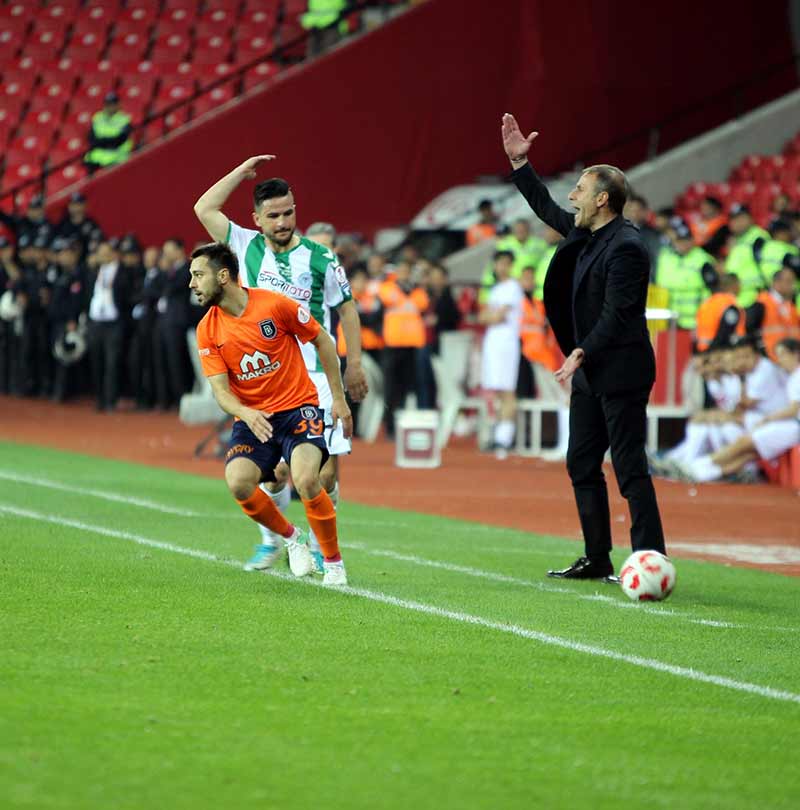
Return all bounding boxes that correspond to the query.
[298,271,312,288]
[258,319,277,339]
[300,406,318,420]
[297,306,310,324]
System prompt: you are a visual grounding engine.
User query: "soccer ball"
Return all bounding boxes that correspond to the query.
[619,550,676,602]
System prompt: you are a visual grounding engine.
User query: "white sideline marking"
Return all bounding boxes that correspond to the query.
[2,502,799,706]
[0,470,205,518]
[0,465,783,632]
[669,542,800,566]
[343,542,748,630]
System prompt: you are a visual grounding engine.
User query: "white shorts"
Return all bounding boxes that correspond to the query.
[309,370,352,456]
[751,420,800,461]
[480,337,520,392]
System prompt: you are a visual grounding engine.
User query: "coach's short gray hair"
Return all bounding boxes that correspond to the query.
[582,164,630,215]
[306,222,337,239]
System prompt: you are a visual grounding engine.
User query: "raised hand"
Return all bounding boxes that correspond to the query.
[238,154,277,179]
[501,113,538,161]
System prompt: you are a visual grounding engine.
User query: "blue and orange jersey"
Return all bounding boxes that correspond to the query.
[195,288,321,413]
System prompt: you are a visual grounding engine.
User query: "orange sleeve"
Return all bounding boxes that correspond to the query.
[195,319,228,377]
[274,296,321,344]
[412,288,430,311]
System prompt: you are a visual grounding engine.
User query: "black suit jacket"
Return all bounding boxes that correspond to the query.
[512,164,655,394]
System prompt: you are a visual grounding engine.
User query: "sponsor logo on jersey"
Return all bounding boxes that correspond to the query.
[256,269,312,301]
[198,347,210,356]
[237,350,281,381]
[258,318,277,339]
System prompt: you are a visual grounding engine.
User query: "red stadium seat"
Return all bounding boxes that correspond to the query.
[9,132,53,158]
[31,15,72,39]
[0,15,30,42]
[1,157,42,193]
[192,84,234,118]
[194,62,238,90]
[63,107,94,131]
[153,8,195,37]
[57,121,88,142]
[0,121,12,147]
[152,78,196,114]
[237,17,279,41]
[49,133,85,166]
[0,2,31,22]
[142,108,188,143]
[118,74,158,104]
[47,163,87,197]
[0,98,25,130]
[17,110,61,140]
[127,0,161,12]
[195,8,236,36]
[74,75,116,104]
[205,0,245,10]
[62,31,106,63]
[24,29,68,61]
[114,6,156,35]
[67,96,104,120]
[242,61,280,90]
[106,31,150,61]
[72,4,119,38]
[0,72,37,100]
[5,55,39,75]
[151,32,191,65]
[163,0,199,10]
[242,0,282,13]
[233,34,273,65]
[38,0,82,22]
[192,34,233,65]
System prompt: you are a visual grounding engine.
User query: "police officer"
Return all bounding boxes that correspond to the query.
[84,92,133,174]
[0,193,54,247]
[129,245,164,410]
[57,192,104,258]
[0,235,23,394]
[48,237,89,402]
[758,219,799,279]
[724,203,771,308]
[655,221,717,330]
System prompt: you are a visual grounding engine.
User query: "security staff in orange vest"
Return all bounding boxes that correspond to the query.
[695,273,746,351]
[748,268,800,361]
[336,266,384,360]
[519,266,559,373]
[378,259,430,438]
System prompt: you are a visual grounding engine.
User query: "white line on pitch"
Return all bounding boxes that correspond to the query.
[2,502,798,706]
[0,470,205,517]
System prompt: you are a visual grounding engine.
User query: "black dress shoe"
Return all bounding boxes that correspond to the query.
[547,556,614,580]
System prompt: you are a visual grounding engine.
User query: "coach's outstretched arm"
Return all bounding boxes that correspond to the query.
[501,114,574,237]
[312,329,354,440]
[194,155,276,241]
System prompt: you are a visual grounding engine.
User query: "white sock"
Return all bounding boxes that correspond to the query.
[308,481,338,554]
[257,483,291,546]
[494,419,515,449]
[669,423,708,463]
[692,455,723,483]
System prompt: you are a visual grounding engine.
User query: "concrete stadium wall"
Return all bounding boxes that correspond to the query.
[66,0,797,244]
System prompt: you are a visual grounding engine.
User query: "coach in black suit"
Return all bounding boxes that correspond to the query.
[501,113,666,580]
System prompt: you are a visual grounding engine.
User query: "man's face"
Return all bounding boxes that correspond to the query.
[624,200,645,224]
[674,236,694,256]
[775,344,799,374]
[493,256,513,279]
[27,204,44,222]
[96,244,115,264]
[188,257,224,308]
[253,193,296,248]
[699,201,718,220]
[568,172,604,229]
[732,346,758,375]
[773,270,797,300]
[729,213,750,236]
[520,268,535,293]
[428,266,447,292]
[367,253,385,278]
[478,203,494,223]
[394,261,412,284]
[58,247,78,269]
[350,272,367,295]
[69,201,86,219]
[512,220,530,241]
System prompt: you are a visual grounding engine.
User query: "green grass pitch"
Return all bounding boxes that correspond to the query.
[0,441,798,809]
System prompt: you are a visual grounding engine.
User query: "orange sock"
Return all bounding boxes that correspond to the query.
[237,488,293,539]
[302,489,340,561]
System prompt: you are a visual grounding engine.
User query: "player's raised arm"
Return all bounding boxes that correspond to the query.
[206,373,273,442]
[194,155,276,242]
[311,329,353,439]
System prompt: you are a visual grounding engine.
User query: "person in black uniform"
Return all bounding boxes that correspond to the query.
[0,235,23,394]
[48,237,89,402]
[0,193,55,248]
[502,113,666,580]
[56,192,103,258]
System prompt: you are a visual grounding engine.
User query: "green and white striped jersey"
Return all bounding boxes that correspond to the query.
[226,220,352,371]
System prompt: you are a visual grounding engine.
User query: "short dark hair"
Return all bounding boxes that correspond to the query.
[703,196,723,211]
[583,164,629,215]
[494,250,515,262]
[731,334,757,351]
[776,337,800,355]
[191,242,239,281]
[164,237,185,249]
[629,193,648,207]
[254,178,292,209]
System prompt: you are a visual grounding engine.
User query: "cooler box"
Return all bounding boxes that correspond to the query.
[395,409,441,468]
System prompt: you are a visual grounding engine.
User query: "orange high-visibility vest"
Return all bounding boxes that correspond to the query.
[756,290,800,361]
[690,213,727,246]
[466,223,497,247]
[695,292,745,351]
[520,295,559,371]
[378,280,429,348]
[336,288,384,356]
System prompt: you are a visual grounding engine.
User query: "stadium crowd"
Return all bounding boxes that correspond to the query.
[0,171,798,479]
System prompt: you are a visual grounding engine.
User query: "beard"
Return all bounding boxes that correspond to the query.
[198,285,223,308]
[269,227,295,248]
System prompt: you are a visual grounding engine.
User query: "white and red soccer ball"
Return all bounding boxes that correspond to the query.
[619,550,676,602]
